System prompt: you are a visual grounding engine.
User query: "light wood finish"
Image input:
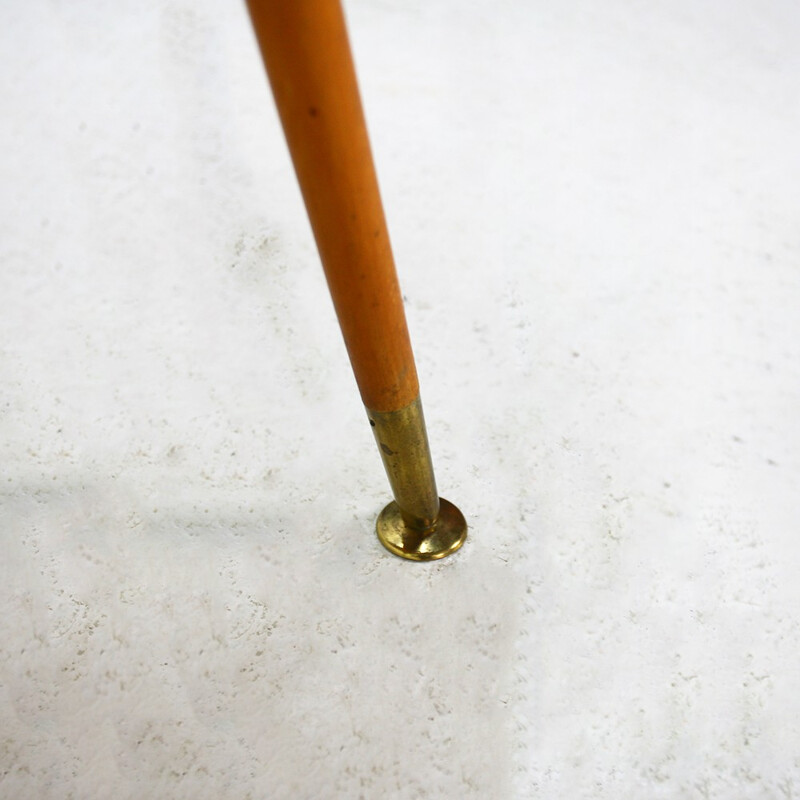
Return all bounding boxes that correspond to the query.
[246,0,419,412]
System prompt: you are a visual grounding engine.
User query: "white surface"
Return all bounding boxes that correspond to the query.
[2,1,800,797]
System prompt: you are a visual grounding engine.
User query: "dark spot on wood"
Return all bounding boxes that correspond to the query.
[309,106,318,117]
[380,443,395,456]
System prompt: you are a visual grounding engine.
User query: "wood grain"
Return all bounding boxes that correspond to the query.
[246,0,419,412]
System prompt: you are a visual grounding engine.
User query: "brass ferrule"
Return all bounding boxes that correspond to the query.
[366,396,440,531]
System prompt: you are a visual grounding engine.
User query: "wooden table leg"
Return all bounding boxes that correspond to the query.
[246,0,466,560]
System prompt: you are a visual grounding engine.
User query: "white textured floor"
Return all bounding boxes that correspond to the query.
[3,1,800,797]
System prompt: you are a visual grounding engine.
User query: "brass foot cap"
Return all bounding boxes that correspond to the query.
[376,498,467,561]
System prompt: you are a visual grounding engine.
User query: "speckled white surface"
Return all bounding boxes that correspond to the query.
[2,1,800,797]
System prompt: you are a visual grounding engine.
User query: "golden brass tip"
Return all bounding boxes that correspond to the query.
[376,497,467,561]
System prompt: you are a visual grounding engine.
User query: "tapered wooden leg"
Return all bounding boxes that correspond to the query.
[246,0,466,560]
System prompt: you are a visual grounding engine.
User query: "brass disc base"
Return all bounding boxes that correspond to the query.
[376,498,467,561]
